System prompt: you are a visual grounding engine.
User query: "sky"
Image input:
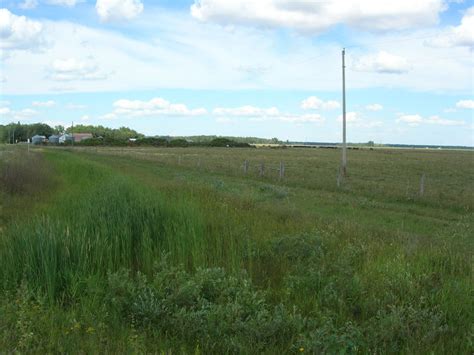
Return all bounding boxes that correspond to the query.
[0,0,473,145]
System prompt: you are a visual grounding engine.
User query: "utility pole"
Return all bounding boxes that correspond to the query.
[341,48,347,176]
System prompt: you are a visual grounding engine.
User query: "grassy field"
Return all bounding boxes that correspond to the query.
[1,145,473,353]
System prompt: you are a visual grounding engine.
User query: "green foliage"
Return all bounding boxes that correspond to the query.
[135,137,168,146]
[106,262,303,353]
[67,124,143,140]
[168,138,189,147]
[0,122,54,143]
[207,137,251,147]
[0,147,472,353]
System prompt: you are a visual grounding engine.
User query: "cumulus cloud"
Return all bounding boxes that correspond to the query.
[366,104,383,111]
[0,107,38,120]
[456,99,474,109]
[19,0,39,9]
[397,114,465,126]
[46,0,80,6]
[0,9,45,51]
[397,114,424,126]
[32,100,56,107]
[428,7,474,49]
[301,96,340,110]
[49,58,109,81]
[191,0,445,33]
[213,105,325,123]
[0,107,11,115]
[111,97,207,117]
[352,51,410,74]
[213,105,279,117]
[337,111,383,128]
[96,0,144,22]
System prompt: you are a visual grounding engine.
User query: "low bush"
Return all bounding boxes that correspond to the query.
[106,260,304,353]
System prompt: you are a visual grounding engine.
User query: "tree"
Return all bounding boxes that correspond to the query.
[54,125,65,134]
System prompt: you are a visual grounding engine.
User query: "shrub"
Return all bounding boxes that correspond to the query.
[106,260,304,353]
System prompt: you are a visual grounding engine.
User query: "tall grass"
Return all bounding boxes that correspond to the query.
[0,152,250,303]
[0,148,472,353]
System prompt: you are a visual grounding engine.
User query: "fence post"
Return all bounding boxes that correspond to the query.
[279,161,285,180]
[259,162,265,177]
[419,173,425,196]
[243,160,249,174]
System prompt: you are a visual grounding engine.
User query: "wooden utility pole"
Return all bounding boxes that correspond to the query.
[342,48,347,176]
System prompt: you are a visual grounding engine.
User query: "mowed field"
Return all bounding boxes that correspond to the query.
[1,145,473,353]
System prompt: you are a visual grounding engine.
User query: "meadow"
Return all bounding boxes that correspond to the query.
[0,145,472,353]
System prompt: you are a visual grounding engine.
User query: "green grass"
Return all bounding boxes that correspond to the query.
[0,145,472,353]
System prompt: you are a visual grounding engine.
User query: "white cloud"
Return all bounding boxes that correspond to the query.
[1,8,472,95]
[396,114,424,126]
[45,0,80,6]
[213,105,279,117]
[49,58,109,81]
[80,114,90,121]
[214,105,325,123]
[32,100,56,107]
[352,51,410,74]
[96,0,144,22]
[277,114,324,123]
[0,9,44,51]
[337,111,383,128]
[397,114,465,126]
[111,97,207,117]
[301,96,340,110]
[428,7,474,49]
[456,99,474,109]
[366,104,383,111]
[338,111,362,123]
[19,0,39,9]
[0,107,11,115]
[0,107,38,120]
[191,0,445,33]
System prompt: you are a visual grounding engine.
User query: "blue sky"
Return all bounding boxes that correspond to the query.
[1,0,473,145]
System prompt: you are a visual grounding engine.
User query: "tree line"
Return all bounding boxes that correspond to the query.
[0,123,256,147]
[0,122,143,144]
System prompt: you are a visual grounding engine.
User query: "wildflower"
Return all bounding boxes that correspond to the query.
[299,347,304,352]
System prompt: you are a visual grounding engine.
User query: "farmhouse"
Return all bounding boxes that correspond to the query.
[72,133,93,142]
